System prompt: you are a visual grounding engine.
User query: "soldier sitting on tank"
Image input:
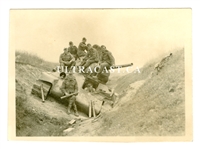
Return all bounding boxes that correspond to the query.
[68,41,79,61]
[59,48,76,71]
[92,44,102,61]
[77,37,88,58]
[93,45,115,79]
[79,43,99,71]
[60,72,79,116]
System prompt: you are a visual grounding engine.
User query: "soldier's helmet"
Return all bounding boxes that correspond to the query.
[93,44,100,50]
[82,37,86,41]
[87,43,91,47]
[101,45,106,49]
[69,41,73,45]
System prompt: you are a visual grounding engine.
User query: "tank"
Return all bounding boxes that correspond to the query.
[31,63,133,116]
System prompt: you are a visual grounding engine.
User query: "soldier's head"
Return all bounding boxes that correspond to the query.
[69,41,73,47]
[93,44,100,51]
[87,43,92,50]
[82,37,87,43]
[87,83,93,88]
[64,48,68,54]
[101,45,106,50]
[101,45,107,53]
[60,72,66,79]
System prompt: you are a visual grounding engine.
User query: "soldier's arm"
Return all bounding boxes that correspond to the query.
[69,53,75,62]
[59,54,69,64]
[68,47,72,54]
[74,46,78,54]
[74,80,78,93]
[60,80,67,94]
[59,54,64,63]
[79,42,87,49]
[83,52,89,60]
[108,52,115,65]
[98,52,102,62]
[88,50,97,60]
[99,51,103,61]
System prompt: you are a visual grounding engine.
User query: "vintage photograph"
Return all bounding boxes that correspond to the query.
[9,9,192,141]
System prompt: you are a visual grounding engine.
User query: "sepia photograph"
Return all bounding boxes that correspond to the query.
[8,8,192,141]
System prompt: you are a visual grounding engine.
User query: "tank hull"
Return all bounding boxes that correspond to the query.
[32,72,103,116]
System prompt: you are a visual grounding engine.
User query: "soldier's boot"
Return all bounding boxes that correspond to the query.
[73,104,79,117]
[74,110,79,117]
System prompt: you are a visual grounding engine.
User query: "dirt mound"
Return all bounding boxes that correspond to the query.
[67,49,185,136]
[15,58,78,136]
[102,50,184,136]
[16,64,70,136]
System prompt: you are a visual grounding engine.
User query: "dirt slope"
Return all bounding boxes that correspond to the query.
[15,52,83,136]
[67,49,185,136]
[67,80,146,136]
[16,63,71,136]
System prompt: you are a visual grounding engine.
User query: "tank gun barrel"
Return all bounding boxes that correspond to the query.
[111,63,133,69]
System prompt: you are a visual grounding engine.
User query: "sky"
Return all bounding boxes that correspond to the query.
[11,9,191,67]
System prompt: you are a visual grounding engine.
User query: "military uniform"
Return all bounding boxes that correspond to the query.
[93,44,102,62]
[80,47,99,70]
[68,45,79,60]
[98,49,115,73]
[91,49,115,83]
[77,42,87,57]
[59,52,76,70]
[60,74,79,116]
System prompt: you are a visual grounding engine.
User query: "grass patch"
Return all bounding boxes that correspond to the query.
[99,49,185,136]
[16,80,69,136]
[16,50,58,71]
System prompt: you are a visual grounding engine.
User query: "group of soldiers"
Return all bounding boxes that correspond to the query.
[59,37,115,117]
[59,37,115,76]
